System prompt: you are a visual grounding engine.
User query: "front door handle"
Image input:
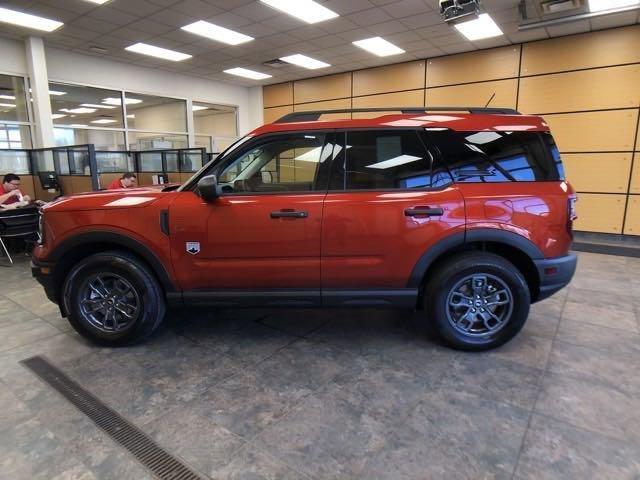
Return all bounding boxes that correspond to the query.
[270,210,308,219]
[404,207,444,217]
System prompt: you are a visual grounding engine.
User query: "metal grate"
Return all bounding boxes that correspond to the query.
[21,356,206,480]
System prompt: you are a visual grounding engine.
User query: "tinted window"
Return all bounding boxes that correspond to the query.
[331,130,449,190]
[218,133,331,193]
[430,130,562,182]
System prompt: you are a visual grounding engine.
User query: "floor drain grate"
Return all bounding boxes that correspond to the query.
[21,355,206,480]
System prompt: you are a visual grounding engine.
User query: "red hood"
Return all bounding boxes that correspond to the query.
[43,185,178,212]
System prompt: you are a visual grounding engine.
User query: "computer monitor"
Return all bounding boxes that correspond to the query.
[152,173,169,185]
[38,171,60,191]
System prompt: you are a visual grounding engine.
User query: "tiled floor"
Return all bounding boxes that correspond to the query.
[0,251,639,479]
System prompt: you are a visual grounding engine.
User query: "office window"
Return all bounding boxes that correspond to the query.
[53,127,125,150]
[0,74,29,123]
[0,124,31,149]
[194,135,212,153]
[0,149,30,174]
[49,82,124,128]
[126,93,187,133]
[127,132,188,150]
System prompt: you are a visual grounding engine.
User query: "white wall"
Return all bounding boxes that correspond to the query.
[0,37,27,76]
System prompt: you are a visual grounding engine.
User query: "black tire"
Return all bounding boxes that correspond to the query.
[63,250,166,346]
[423,252,530,351]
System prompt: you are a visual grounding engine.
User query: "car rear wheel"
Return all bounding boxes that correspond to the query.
[63,250,166,346]
[423,252,530,351]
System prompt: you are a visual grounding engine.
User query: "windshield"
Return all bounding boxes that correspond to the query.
[178,134,254,191]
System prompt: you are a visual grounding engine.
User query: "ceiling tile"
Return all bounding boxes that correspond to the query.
[111,0,165,17]
[440,42,476,54]
[309,35,351,48]
[287,25,329,41]
[87,6,140,25]
[589,11,638,31]
[205,11,253,28]
[366,20,411,36]
[230,2,278,22]
[505,27,548,43]
[126,19,175,35]
[382,0,432,19]
[170,0,223,17]
[241,22,278,38]
[68,16,121,34]
[347,8,394,27]
[148,9,199,28]
[318,17,360,34]
[322,0,376,15]
[399,10,443,29]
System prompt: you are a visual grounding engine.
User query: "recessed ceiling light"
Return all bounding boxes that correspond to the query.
[454,13,503,41]
[0,7,63,32]
[125,43,192,62]
[69,124,88,128]
[192,105,209,111]
[80,103,116,109]
[102,97,142,105]
[260,0,339,24]
[181,20,253,45]
[51,114,67,119]
[0,95,16,100]
[589,0,639,11]
[59,107,97,114]
[224,67,272,80]
[280,54,330,69]
[30,88,67,96]
[0,103,16,108]
[91,119,117,124]
[84,0,111,4]
[352,37,405,57]
[126,114,135,118]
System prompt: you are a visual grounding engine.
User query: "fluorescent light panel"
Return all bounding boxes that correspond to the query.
[84,0,110,4]
[59,107,97,114]
[589,0,639,11]
[181,20,253,45]
[224,67,271,80]
[0,95,16,100]
[91,119,117,124]
[51,114,66,119]
[80,103,115,109]
[454,13,503,41]
[102,97,142,105]
[260,0,339,24]
[0,103,16,108]
[280,54,330,69]
[192,105,209,111]
[125,43,191,61]
[352,37,405,57]
[0,7,63,32]
[69,124,88,127]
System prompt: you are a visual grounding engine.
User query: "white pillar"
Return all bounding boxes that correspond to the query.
[248,86,264,130]
[186,98,195,148]
[25,36,54,148]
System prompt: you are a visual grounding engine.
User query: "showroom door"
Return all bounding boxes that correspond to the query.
[168,131,335,304]
[321,129,465,300]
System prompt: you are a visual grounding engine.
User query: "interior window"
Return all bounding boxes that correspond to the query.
[334,130,439,190]
[218,133,329,193]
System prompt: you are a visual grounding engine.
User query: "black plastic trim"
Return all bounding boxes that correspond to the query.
[45,231,177,294]
[534,253,577,301]
[160,210,169,236]
[322,289,418,308]
[407,231,466,288]
[465,228,545,259]
[182,289,321,307]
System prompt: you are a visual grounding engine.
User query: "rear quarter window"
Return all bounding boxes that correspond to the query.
[429,130,564,183]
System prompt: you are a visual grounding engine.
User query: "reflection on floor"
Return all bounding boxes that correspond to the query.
[0,251,639,479]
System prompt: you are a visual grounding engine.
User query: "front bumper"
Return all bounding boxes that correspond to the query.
[533,253,577,302]
[31,258,62,312]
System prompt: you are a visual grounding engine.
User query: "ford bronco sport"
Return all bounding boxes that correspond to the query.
[32,107,577,351]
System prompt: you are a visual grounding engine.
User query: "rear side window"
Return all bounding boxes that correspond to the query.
[329,130,452,190]
[429,130,563,182]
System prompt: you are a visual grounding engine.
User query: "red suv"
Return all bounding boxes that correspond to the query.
[32,107,577,351]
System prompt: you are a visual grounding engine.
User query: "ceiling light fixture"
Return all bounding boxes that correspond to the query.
[589,0,639,11]
[59,107,97,114]
[30,88,67,96]
[80,103,116,109]
[280,54,330,69]
[181,20,254,45]
[84,0,111,4]
[454,13,503,41]
[260,0,339,24]
[352,37,405,57]
[102,97,142,105]
[51,114,67,119]
[125,43,192,62]
[0,95,16,100]
[91,119,117,124]
[0,103,16,108]
[192,105,209,111]
[224,67,272,80]
[0,7,63,32]
[69,124,88,128]
[126,114,135,118]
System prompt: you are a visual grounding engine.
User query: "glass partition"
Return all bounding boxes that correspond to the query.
[0,74,29,123]
[180,149,205,173]
[0,149,30,174]
[95,152,134,173]
[128,131,188,150]
[54,127,125,150]
[139,152,163,172]
[126,93,187,132]
[49,83,124,128]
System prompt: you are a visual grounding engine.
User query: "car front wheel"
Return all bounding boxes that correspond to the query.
[63,250,166,346]
[423,252,530,351]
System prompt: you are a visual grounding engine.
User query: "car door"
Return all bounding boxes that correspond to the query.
[168,131,334,306]
[321,129,466,305]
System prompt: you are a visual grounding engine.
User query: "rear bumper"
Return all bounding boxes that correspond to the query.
[533,253,577,302]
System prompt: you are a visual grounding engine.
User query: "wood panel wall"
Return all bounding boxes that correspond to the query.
[263,25,640,236]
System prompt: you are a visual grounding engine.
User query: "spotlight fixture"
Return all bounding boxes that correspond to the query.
[439,0,481,22]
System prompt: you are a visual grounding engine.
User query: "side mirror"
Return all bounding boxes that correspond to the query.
[197,175,219,202]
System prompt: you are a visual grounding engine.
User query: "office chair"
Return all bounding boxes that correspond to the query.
[0,205,40,265]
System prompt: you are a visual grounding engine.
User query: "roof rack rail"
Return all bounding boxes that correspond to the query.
[273,106,521,123]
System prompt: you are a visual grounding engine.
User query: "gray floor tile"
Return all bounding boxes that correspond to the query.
[515,414,640,480]
[4,286,61,318]
[258,308,331,337]
[487,331,553,369]
[556,319,640,357]
[535,372,640,443]
[215,445,311,480]
[562,301,639,332]
[522,308,561,339]
[0,319,61,353]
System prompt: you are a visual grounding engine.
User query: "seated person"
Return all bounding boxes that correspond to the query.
[0,173,31,206]
[107,172,138,190]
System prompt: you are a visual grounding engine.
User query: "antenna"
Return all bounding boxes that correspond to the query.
[484,92,496,108]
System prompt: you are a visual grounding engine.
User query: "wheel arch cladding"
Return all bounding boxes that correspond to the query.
[408,229,543,301]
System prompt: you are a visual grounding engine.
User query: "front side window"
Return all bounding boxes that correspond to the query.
[331,130,443,190]
[217,133,330,193]
[430,130,562,182]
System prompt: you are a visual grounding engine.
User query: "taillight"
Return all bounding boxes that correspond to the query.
[567,196,577,237]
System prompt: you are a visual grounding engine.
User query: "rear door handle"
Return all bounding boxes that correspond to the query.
[270,210,308,219]
[404,207,444,217]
